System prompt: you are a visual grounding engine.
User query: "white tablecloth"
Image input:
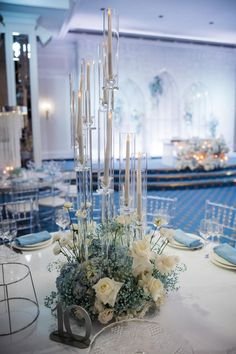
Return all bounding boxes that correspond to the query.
[1,243,236,354]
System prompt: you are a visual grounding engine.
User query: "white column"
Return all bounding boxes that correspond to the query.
[1,12,42,166]
[4,30,16,105]
[29,31,42,166]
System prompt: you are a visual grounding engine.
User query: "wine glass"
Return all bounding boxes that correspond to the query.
[55,209,70,231]
[199,218,211,242]
[0,219,18,260]
[208,221,223,244]
[6,220,17,245]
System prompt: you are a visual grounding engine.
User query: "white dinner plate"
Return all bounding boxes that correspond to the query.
[168,233,204,250]
[210,252,236,270]
[13,236,53,251]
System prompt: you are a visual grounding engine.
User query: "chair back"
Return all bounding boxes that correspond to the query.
[205,200,236,245]
[146,195,177,227]
[9,181,39,203]
[0,200,37,235]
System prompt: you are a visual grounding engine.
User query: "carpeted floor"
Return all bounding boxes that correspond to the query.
[45,185,236,235]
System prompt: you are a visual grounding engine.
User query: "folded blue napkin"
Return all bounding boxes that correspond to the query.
[15,231,51,247]
[174,229,203,248]
[213,244,236,265]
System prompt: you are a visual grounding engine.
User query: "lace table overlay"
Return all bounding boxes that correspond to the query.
[89,319,193,354]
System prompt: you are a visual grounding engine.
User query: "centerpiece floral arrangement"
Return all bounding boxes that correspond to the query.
[176,137,229,171]
[45,203,185,325]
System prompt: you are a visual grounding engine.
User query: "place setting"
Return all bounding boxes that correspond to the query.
[210,243,236,271]
[167,228,205,251]
[12,230,53,251]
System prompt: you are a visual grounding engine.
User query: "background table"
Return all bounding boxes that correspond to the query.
[1,242,236,354]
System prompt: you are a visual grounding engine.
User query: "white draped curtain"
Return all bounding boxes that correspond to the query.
[0,112,24,169]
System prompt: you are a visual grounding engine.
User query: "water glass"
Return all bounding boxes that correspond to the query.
[199,219,223,244]
[55,209,70,231]
[208,221,223,243]
[199,218,212,243]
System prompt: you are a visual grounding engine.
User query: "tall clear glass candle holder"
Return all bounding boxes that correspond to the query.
[98,42,108,109]
[119,132,136,214]
[96,109,114,222]
[134,153,147,239]
[102,8,119,89]
[74,105,92,261]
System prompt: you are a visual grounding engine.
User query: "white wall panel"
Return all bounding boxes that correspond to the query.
[38,35,236,158]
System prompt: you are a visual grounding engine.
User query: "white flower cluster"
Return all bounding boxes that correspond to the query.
[93,278,123,324]
[52,232,74,255]
[176,137,229,171]
[130,237,179,303]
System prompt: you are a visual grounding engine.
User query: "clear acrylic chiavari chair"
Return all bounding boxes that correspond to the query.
[146,195,177,229]
[205,200,236,246]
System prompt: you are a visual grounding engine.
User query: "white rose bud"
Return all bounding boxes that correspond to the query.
[98,308,114,324]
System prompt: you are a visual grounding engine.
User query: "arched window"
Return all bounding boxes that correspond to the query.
[114,79,146,156]
[182,82,210,138]
[148,71,180,156]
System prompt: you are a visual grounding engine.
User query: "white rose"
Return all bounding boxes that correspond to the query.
[98,308,114,324]
[132,257,153,277]
[53,243,61,255]
[155,254,179,274]
[160,228,174,242]
[131,238,153,260]
[93,277,123,307]
[147,277,164,302]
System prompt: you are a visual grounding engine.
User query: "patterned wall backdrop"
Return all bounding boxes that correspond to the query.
[38,35,236,159]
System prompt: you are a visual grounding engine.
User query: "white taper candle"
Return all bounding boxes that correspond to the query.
[124,134,130,207]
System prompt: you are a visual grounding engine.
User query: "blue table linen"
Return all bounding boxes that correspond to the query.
[213,244,236,265]
[174,229,203,248]
[15,231,51,247]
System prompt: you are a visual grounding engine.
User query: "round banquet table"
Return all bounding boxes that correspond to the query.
[0,241,236,354]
